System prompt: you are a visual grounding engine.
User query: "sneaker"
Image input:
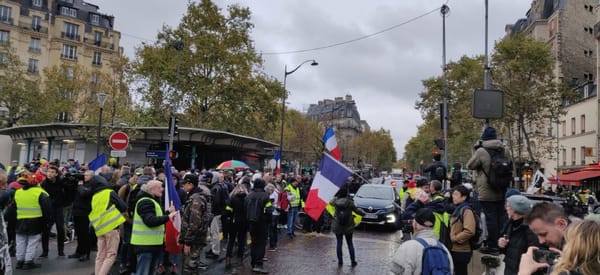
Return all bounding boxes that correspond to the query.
[170,264,177,274]
[262,257,268,262]
[351,261,358,267]
[156,264,166,274]
[267,247,277,252]
[205,251,219,259]
[198,261,208,270]
[252,266,269,274]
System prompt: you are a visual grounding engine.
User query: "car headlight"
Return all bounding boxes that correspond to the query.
[385,204,395,212]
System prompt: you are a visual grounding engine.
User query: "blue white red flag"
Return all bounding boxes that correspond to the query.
[322,126,342,160]
[164,147,182,254]
[88,153,107,171]
[274,150,281,174]
[304,153,353,221]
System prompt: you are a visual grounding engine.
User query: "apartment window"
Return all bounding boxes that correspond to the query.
[0,30,9,45]
[32,0,42,7]
[0,52,7,65]
[29,37,41,52]
[27,58,39,74]
[581,147,586,165]
[91,73,100,85]
[561,121,566,137]
[581,115,585,133]
[0,6,12,24]
[90,14,99,25]
[59,89,73,100]
[63,22,79,40]
[92,51,101,65]
[571,147,576,165]
[61,44,77,60]
[571,117,576,135]
[60,6,77,18]
[64,66,74,80]
[31,16,41,31]
[57,111,69,122]
[94,31,102,45]
[562,148,567,166]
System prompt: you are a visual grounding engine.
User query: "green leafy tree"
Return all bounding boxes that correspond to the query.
[355,128,396,171]
[406,56,485,169]
[133,0,281,137]
[0,47,41,127]
[491,33,567,165]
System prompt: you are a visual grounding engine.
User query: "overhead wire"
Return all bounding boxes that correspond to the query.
[260,5,443,56]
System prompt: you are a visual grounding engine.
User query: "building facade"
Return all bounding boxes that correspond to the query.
[0,0,122,121]
[306,94,369,163]
[505,0,598,179]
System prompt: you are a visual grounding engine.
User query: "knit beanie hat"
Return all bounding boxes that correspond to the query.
[507,195,532,215]
[481,127,497,141]
[505,188,521,199]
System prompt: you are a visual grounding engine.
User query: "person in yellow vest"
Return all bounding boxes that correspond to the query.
[284,177,303,239]
[12,174,52,270]
[88,175,127,275]
[131,180,177,275]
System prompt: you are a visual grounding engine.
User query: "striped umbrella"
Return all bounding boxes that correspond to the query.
[216,160,249,170]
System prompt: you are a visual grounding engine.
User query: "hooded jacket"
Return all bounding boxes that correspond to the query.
[133,190,170,254]
[390,228,453,275]
[466,139,506,201]
[330,197,364,235]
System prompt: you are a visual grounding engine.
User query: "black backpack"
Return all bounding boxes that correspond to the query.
[459,206,484,250]
[483,148,513,191]
[335,206,352,227]
[434,165,446,180]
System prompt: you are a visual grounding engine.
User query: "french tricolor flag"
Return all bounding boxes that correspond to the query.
[304,153,353,221]
[164,147,182,255]
[323,126,342,161]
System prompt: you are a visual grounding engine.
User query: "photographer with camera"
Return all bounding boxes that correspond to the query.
[517,202,581,275]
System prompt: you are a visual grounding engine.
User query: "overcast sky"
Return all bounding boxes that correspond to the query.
[99,0,532,158]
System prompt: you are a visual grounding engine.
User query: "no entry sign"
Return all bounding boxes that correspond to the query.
[109,131,129,151]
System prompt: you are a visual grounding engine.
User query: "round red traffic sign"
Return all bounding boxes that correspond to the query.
[109,131,129,151]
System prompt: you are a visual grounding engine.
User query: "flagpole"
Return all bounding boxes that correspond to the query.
[322,151,369,183]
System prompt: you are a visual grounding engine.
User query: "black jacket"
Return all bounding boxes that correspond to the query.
[133,190,170,254]
[41,176,69,208]
[228,192,247,225]
[72,175,108,217]
[423,160,447,181]
[13,185,53,235]
[500,218,541,274]
[244,188,272,224]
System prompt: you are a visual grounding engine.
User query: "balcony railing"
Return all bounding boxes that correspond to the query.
[60,54,77,61]
[28,47,41,53]
[61,32,80,41]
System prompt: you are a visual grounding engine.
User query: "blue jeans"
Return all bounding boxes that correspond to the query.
[480,200,507,250]
[336,233,355,264]
[287,207,299,235]
[136,252,160,275]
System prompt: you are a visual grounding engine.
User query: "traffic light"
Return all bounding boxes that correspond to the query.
[434,138,445,150]
[169,150,178,159]
[168,115,179,137]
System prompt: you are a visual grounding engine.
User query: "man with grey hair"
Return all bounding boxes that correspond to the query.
[131,180,177,275]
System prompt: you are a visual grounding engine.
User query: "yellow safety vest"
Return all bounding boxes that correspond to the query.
[15,186,48,219]
[131,197,165,245]
[89,189,125,237]
[7,165,22,174]
[433,212,450,238]
[285,185,302,207]
[398,188,405,202]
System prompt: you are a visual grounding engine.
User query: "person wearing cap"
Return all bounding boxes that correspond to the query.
[466,126,508,255]
[401,180,418,212]
[498,194,539,275]
[180,174,212,274]
[244,178,273,274]
[390,208,453,274]
[12,173,52,270]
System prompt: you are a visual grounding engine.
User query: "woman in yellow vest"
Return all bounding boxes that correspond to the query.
[88,175,127,275]
[13,174,52,270]
[131,180,177,275]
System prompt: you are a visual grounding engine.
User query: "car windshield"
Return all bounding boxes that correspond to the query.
[355,186,394,200]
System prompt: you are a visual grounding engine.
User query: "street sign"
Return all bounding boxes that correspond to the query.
[111,150,126,157]
[145,150,166,158]
[109,131,129,151]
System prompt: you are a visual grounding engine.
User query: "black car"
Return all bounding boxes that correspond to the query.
[353,184,401,229]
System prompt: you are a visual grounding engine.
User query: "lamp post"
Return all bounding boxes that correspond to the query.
[279,59,318,173]
[96,92,107,157]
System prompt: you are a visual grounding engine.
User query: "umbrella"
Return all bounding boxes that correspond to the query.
[216,160,249,170]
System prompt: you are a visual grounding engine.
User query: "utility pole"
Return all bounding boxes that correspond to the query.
[441,4,450,172]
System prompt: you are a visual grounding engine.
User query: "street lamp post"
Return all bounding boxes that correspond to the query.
[96,93,107,157]
[279,59,318,173]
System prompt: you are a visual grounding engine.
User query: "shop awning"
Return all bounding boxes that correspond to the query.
[549,169,600,186]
